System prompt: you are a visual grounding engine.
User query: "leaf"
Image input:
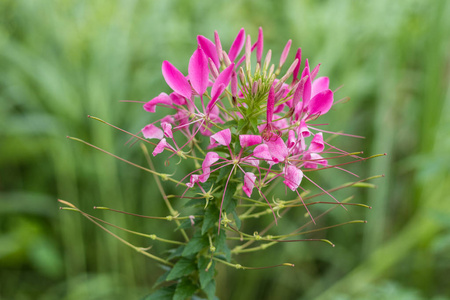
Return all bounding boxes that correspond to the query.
[203,280,218,300]
[153,269,170,288]
[166,258,196,281]
[216,164,233,183]
[182,231,208,257]
[202,206,219,234]
[167,245,185,261]
[222,181,238,214]
[198,256,215,289]
[175,219,194,231]
[141,285,176,300]
[232,211,241,229]
[216,229,231,261]
[174,278,198,300]
[249,116,259,134]
[185,198,206,207]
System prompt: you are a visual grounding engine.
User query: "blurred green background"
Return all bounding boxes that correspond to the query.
[1,0,449,299]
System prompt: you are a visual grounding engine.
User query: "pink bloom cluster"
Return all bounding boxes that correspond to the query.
[142,28,336,216]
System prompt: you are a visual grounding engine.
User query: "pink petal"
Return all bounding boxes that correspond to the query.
[266,136,288,163]
[307,89,334,116]
[199,152,220,182]
[256,27,264,63]
[287,130,296,148]
[240,135,262,148]
[142,124,163,139]
[253,144,272,162]
[211,63,234,98]
[197,35,220,68]
[143,93,172,113]
[298,120,311,137]
[162,61,192,99]
[188,48,209,96]
[243,172,257,197]
[207,83,226,113]
[309,133,324,153]
[266,86,275,123]
[301,60,312,106]
[209,129,231,148]
[152,138,172,156]
[169,92,187,106]
[283,165,303,191]
[292,48,302,83]
[303,153,327,169]
[228,28,245,62]
[279,39,292,67]
[292,75,308,109]
[214,31,223,62]
[310,63,321,81]
[186,174,200,188]
[311,77,329,97]
[161,122,173,138]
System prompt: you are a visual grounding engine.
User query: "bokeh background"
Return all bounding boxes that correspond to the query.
[1,0,450,299]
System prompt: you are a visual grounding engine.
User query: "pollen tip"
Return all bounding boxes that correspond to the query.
[368,206,372,209]
[364,220,368,223]
[93,206,97,209]
[87,115,91,118]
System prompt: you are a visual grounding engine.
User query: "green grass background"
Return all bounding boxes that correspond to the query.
[1,0,449,299]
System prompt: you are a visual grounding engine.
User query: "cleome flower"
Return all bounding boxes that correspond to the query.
[141,27,352,225]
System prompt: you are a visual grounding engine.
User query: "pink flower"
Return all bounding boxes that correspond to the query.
[243,172,257,197]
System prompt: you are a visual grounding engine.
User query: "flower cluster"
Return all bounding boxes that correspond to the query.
[142,28,337,221]
[61,28,381,299]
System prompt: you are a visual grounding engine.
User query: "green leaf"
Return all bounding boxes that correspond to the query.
[236,118,248,133]
[175,219,194,231]
[185,198,205,207]
[141,285,176,300]
[198,256,215,289]
[182,231,208,257]
[153,269,170,288]
[249,116,259,134]
[232,210,241,229]
[203,280,218,300]
[216,164,233,183]
[216,229,231,261]
[202,206,219,234]
[174,278,198,300]
[166,258,196,281]
[222,181,237,214]
[167,245,185,261]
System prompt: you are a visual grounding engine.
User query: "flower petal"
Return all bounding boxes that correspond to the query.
[207,83,226,113]
[292,48,302,83]
[303,153,328,169]
[197,35,219,68]
[239,135,262,148]
[199,151,220,182]
[209,128,231,148]
[143,93,172,113]
[307,89,334,116]
[311,76,329,97]
[162,61,192,99]
[266,86,275,123]
[152,138,173,156]
[253,144,272,162]
[309,133,324,153]
[266,136,288,163]
[188,48,209,95]
[283,165,303,191]
[256,27,264,63]
[161,122,173,138]
[228,28,245,62]
[142,124,163,139]
[211,63,234,98]
[243,172,257,197]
